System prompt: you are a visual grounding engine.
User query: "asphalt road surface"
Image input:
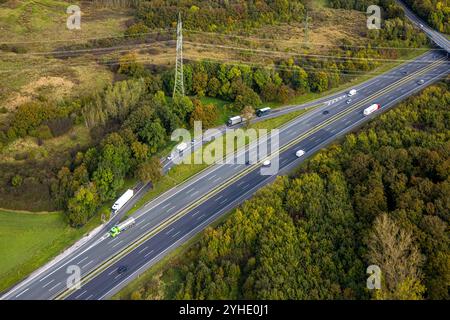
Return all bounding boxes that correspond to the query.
[2,48,448,300]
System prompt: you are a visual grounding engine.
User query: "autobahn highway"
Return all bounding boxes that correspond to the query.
[2,48,448,300]
[396,0,450,53]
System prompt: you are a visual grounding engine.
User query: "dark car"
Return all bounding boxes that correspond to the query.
[117,265,128,274]
[322,110,330,115]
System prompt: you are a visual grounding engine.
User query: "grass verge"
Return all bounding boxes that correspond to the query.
[0,209,102,293]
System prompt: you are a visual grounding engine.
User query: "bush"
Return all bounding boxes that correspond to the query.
[31,125,53,140]
[11,175,23,188]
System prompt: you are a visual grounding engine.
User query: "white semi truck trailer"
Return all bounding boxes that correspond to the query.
[112,189,134,215]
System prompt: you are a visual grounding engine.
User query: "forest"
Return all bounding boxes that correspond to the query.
[125,82,450,300]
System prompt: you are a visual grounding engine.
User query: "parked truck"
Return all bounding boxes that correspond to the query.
[227,115,247,126]
[363,104,381,116]
[109,217,136,238]
[112,189,134,215]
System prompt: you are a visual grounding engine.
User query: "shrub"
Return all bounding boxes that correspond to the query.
[11,175,23,187]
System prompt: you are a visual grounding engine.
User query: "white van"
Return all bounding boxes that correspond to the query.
[296,150,305,157]
[348,89,357,96]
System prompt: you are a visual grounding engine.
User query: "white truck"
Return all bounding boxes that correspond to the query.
[112,189,134,215]
[176,142,188,153]
[363,104,381,116]
[348,89,357,96]
[109,217,136,238]
[227,116,246,126]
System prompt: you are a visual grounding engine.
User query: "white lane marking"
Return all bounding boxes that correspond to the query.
[184,188,194,195]
[138,246,149,254]
[215,195,223,202]
[15,288,29,298]
[144,250,155,258]
[242,184,250,189]
[166,227,174,235]
[345,120,352,125]
[207,174,217,181]
[213,177,221,183]
[190,190,200,197]
[108,269,116,276]
[48,282,61,292]
[77,256,89,264]
[237,180,245,187]
[42,279,55,288]
[219,198,228,205]
[167,205,176,212]
[192,210,200,217]
[172,231,181,238]
[114,275,121,280]
[134,219,143,226]
[82,260,94,269]
[161,202,171,209]
[75,290,87,299]
[196,214,206,221]
[140,222,151,230]
[112,240,123,249]
[86,294,94,300]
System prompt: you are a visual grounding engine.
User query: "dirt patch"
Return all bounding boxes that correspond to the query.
[6,76,74,110]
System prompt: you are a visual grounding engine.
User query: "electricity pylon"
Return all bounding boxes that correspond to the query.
[173,12,185,98]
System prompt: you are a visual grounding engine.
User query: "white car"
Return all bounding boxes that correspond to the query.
[419,24,424,28]
[296,150,305,158]
[167,155,173,161]
[262,160,271,166]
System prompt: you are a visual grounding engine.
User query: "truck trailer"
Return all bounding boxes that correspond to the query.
[363,104,381,116]
[109,217,136,238]
[176,142,188,153]
[112,189,134,215]
[227,116,245,126]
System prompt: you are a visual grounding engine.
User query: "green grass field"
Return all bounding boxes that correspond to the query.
[0,209,102,292]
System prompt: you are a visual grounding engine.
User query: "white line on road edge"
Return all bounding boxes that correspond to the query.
[15,288,29,298]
